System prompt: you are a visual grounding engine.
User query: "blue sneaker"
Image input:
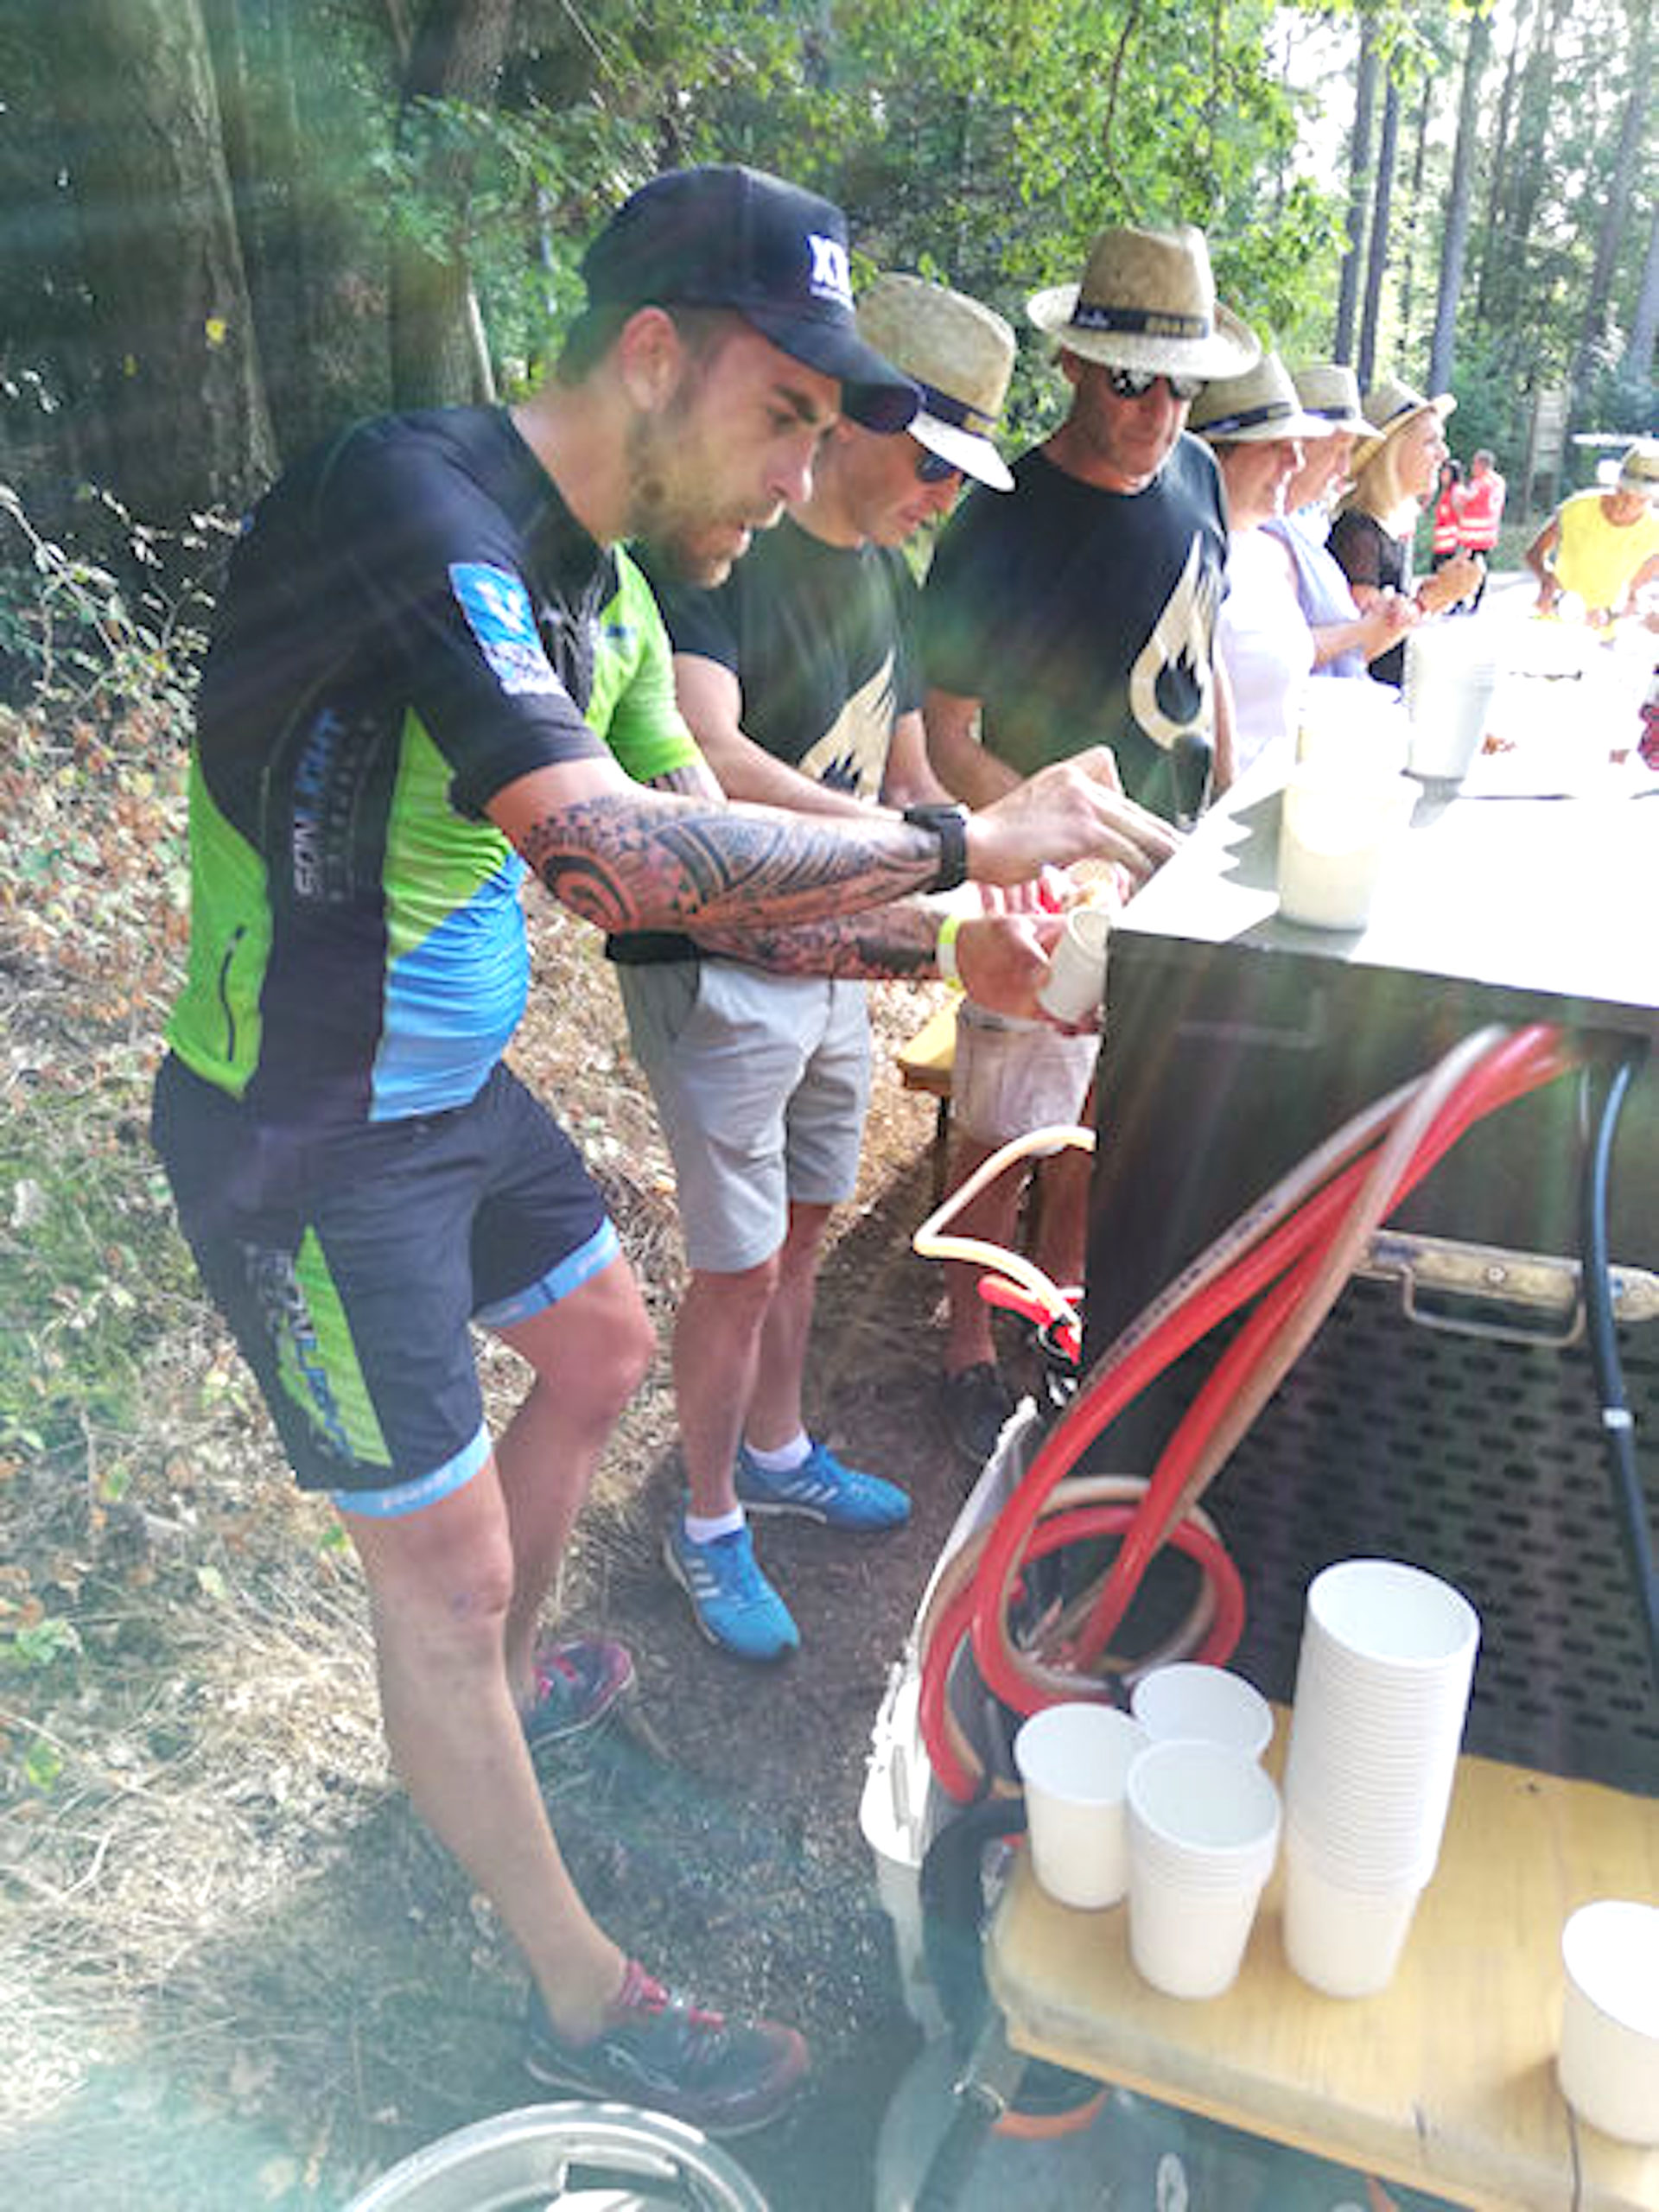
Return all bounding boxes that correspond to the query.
[663,1520,799,1662]
[735,1439,911,1532]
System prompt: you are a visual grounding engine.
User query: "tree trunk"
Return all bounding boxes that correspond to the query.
[1567,1,1652,429]
[1397,77,1433,355]
[1484,0,1570,337]
[1474,0,1530,325]
[43,0,276,524]
[1334,10,1378,364]
[1626,199,1659,399]
[1358,72,1399,389]
[1428,10,1491,397]
[388,0,515,410]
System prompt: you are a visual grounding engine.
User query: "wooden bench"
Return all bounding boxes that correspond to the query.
[895,998,958,1204]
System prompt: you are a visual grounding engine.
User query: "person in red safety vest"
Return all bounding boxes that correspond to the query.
[1455,448,1505,612]
[1431,458,1463,569]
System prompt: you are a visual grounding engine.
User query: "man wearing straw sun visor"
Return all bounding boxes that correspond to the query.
[615,273,1021,1661]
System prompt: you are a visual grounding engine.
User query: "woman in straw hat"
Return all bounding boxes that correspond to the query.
[1189,353,1328,771]
[1266,364,1420,683]
[1329,376,1482,686]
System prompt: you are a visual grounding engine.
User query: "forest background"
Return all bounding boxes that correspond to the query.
[2,0,1654,588]
[0,3,1653,2207]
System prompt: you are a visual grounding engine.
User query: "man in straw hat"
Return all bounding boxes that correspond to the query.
[1524,437,1659,627]
[1329,374,1482,686]
[149,162,1178,2131]
[617,273,1022,1660]
[1266,364,1420,682]
[919,220,1258,1464]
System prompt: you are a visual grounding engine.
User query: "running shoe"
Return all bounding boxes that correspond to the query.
[734,1439,909,1531]
[663,1520,799,1662]
[938,1363,1014,1470]
[524,1960,809,2136]
[521,1635,635,1751]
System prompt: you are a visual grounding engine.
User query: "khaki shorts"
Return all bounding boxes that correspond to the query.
[618,959,871,1274]
[950,1001,1099,1148]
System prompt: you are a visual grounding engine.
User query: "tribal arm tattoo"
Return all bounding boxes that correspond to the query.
[516,779,940,938]
[686,902,941,982]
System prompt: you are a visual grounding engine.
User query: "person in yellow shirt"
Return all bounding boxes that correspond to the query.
[1526,439,1659,626]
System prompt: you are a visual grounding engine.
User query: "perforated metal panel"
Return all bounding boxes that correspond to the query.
[1122,1280,1659,1794]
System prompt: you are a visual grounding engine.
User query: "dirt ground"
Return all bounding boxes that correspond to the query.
[1,896,988,2212]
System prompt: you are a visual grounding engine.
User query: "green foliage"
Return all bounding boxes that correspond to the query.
[0,1072,198,1469]
[2,1615,83,1672]
[0,488,204,1474]
[0,484,228,730]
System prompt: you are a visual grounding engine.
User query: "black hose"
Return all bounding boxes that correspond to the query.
[1578,1046,1659,1694]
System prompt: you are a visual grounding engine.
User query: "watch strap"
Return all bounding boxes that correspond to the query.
[902,804,969,894]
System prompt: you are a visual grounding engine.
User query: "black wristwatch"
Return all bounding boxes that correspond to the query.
[901,803,970,893]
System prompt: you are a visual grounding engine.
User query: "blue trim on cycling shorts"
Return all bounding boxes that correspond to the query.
[331,1422,493,1520]
[474,1218,620,1328]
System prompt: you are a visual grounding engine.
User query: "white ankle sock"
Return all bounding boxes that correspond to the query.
[743,1431,810,1473]
[684,1506,745,1546]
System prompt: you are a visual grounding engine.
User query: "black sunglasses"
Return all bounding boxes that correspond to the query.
[912,440,963,484]
[1103,365,1205,404]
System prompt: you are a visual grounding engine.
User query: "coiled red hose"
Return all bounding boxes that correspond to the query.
[915,1022,1577,1796]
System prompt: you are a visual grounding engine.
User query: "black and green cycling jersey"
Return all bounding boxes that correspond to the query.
[166,406,701,1138]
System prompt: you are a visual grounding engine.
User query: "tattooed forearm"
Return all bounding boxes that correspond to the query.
[518,788,938,935]
[688,903,941,982]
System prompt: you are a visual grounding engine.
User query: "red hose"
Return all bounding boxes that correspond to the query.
[1070,1025,1570,1662]
[918,1503,1246,1802]
[966,1026,1573,1715]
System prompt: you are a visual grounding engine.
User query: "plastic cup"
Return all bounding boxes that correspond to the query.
[1014,1702,1147,1910]
[1129,1663,1274,1761]
[1403,625,1498,785]
[1283,1560,1479,1886]
[1276,767,1417,931]
[1304,1559,1479,1677]
[1281,1827,1425,1998]
[1036,905,1112,1025]
[1558,1899,1659,2145]
[1126,1740,1281,1999]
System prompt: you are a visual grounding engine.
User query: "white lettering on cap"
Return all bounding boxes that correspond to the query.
[808,233,852,307]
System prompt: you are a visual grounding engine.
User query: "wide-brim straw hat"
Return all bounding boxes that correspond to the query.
[856,273,1015,491]
[1350,375,1455,472]
[1027,223,1259,379]
[1617,437,1659,499]
[1290,363,1366,434]
[1189,352,1328,444]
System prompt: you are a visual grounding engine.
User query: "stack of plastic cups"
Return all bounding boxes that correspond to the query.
[1281,1559,1480,1998]
[1125,1739,1282,1999]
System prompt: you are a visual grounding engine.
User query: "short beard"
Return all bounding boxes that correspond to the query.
[624,405,726,584]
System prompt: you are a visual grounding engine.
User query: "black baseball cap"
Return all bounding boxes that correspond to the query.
[581,165,919,435]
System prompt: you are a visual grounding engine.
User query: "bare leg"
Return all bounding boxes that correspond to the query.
[673,1253,780,1518]
[743,1201,834,1452]
[345,1468,626,2043]
[489,1256,655,1702]
[1031,1146,1092,1304]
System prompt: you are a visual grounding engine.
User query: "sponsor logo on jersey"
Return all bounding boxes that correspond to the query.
[450,563,560,696]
